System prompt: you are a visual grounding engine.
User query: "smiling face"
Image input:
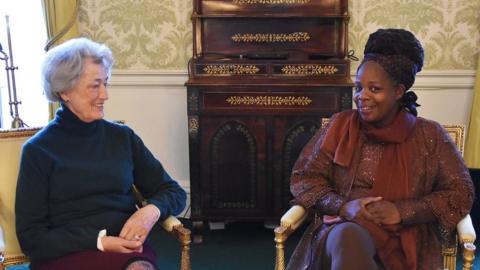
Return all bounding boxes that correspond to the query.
[60,58,109,123]
[353,61,405,127]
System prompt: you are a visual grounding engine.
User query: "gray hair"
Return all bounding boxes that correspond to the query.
[41,37,114,102]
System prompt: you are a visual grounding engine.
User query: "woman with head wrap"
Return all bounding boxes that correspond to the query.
[286,29,474,270]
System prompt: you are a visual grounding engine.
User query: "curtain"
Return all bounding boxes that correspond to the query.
[41,0,80,119]
[465,55,480,169]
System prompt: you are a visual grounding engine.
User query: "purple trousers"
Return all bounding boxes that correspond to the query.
[33,244,157,270]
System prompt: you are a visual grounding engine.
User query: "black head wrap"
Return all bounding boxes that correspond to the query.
[360,29,424,116]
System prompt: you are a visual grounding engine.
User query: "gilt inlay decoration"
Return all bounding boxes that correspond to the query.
[188,117,199,138]
[281,65,339,75]
[231,32,310,43]
[202,64,260,75]
[233,0,310,4]
[226,96,312,106]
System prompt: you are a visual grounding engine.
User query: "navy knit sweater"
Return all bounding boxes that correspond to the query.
[15,104,186,263]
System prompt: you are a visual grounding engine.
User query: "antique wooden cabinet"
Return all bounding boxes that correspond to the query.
[186,0,353,238]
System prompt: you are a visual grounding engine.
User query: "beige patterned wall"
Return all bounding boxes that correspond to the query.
[78,0,479,71]
[349,0,480,70]
[78,0,192,69]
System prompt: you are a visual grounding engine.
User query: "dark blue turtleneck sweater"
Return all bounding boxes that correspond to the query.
[15,104,186,263]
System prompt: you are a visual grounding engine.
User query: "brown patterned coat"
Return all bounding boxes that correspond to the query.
[286,111,474,270]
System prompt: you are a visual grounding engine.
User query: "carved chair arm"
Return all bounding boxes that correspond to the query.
[274,205,308,270]
[161,216,191,270]
[457,214,476,244]
[455,214,476,270]
[280,205,308,231]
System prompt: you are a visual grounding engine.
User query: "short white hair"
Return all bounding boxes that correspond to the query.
[41,37,114,102]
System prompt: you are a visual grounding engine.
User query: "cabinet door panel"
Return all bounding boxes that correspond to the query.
[273,117,321,215]
[199,117,268,219]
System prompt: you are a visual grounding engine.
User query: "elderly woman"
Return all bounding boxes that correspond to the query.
[286,29,474,270]
[15,38,186,270]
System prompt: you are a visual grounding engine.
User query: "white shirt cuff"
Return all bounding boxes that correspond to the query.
[150,204,161,223]
[97,229,107,251]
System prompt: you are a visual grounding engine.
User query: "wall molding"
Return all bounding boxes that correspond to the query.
[404,70,476,90]
[110,70,189,86]
[110,69,476,90]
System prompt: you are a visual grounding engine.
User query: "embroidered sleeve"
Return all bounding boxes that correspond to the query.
[315,192,348,215]
[290,114,347,214]
[426,125,474,232]
[394,199,435,225]
[423,123,473,235]
[393,123,473,233]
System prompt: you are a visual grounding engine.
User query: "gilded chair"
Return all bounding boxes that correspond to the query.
[274,122,476,270]
[0,128,191,270]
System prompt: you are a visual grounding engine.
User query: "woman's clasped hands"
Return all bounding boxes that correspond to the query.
[101,204,160,253]
[339,197,401,226]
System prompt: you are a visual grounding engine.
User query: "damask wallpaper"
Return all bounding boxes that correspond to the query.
[78,0,192,69]
[349,0,479,70]
[78,0,479,71]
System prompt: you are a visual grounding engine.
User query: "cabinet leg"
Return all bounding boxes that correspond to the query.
[192,220,204,244]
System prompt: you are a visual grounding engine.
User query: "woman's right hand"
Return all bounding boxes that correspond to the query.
[339,197,383,223]
[101,236,143,253]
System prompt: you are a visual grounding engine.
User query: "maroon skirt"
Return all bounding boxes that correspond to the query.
[33,244,157,270]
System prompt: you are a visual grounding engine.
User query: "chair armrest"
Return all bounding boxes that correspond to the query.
[274,206,308,270]
[161,216,182,232]
[280,205,308,231]
[160,216,191,270]
[160,216,191,247]
[1,225,5,252]
[457,214,476,244]
[275,205,308,244]
[457,215,476,270]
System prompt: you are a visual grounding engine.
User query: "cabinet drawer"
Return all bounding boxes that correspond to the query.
[190,60,350,78]
[197,17,347,58]
[200,89,348,114]
[198,0,347,15]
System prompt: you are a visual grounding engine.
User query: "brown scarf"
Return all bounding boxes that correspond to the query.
[320,109,417,270]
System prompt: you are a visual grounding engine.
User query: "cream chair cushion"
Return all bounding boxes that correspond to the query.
[0,128,39,267]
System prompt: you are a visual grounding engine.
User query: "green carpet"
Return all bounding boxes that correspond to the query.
[150,220,302,270]
[150,220,479,270]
